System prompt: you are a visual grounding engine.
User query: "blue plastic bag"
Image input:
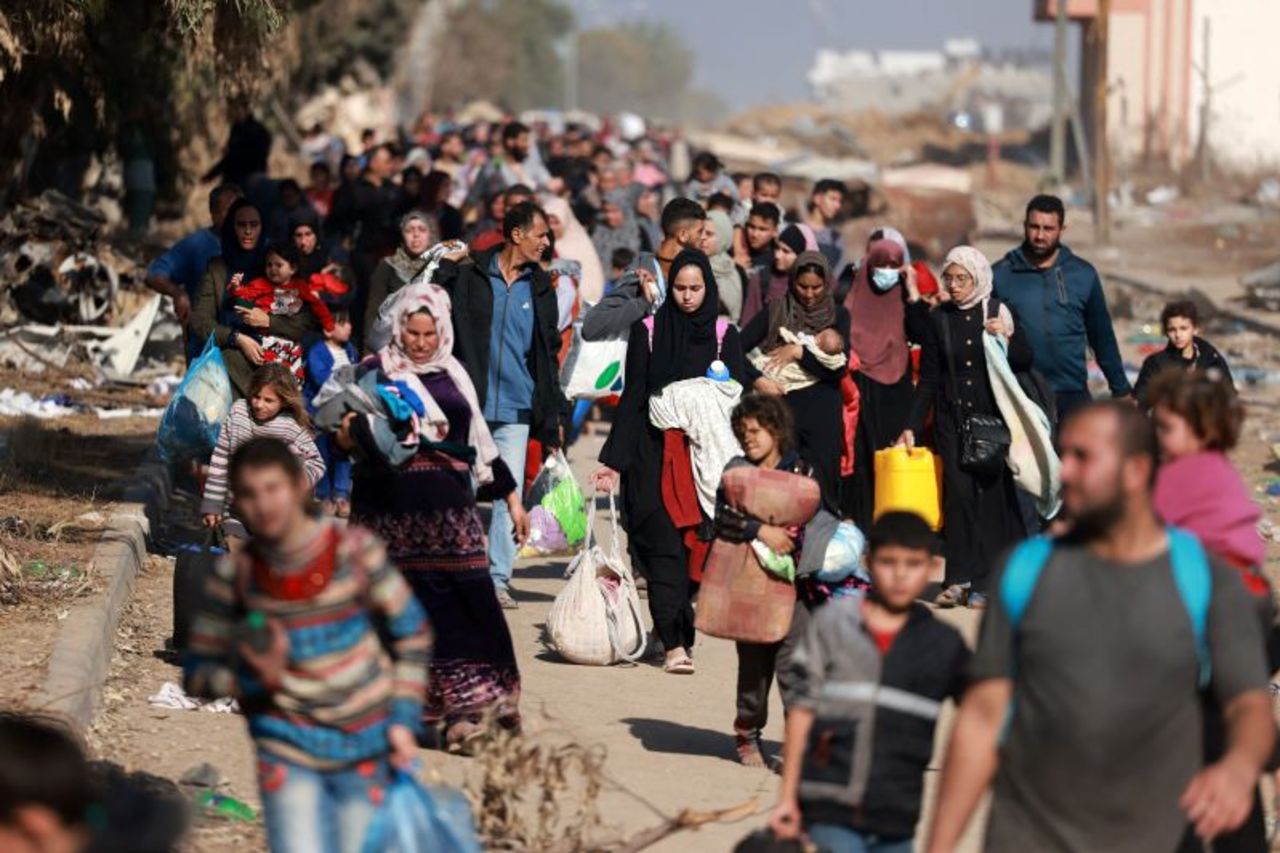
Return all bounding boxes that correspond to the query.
[157,335,233,461]
[361,769,480,853]
[814,521,869,586]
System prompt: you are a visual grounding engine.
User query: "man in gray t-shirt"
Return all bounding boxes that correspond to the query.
[926,402,1273,853]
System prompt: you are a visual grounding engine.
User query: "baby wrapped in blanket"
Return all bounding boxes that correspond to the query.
[748,327,846,393]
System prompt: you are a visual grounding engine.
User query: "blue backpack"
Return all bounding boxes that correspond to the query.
[1000,527,1212,689]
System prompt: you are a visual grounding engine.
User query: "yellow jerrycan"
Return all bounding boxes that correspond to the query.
[873,447,942,530]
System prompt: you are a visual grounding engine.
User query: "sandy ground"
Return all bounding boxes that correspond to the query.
[18,211,1280,850]
[86,429,987,852]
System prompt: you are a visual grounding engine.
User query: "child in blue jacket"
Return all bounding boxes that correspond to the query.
[305,308,358,516]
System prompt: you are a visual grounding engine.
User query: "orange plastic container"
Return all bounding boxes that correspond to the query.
[873,447,943,530]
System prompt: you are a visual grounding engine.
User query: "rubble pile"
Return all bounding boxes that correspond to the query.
[0,191,182,417]
[0,190,147,328]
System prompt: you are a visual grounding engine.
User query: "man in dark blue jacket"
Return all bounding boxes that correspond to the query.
[993,194,1131,419]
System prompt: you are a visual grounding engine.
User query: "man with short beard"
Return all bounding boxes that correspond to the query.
[993,194,1131,419]
[927,401,1273,853]
[469,121,555,205]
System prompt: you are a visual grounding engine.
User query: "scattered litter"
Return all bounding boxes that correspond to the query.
[1255,179,1280,208]
[0,389,76,418]
[94,407,164,420]
[147,681,240,714]
[1265,481,1280,498]
[179,762,222,789]
[1145,185,1180,206]
[0,517,31,536]
[195,790,256,822]
[147,374,184,399]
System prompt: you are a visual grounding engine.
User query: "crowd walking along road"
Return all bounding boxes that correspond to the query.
[5,86,1280,853]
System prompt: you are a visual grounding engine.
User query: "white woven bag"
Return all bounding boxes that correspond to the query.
[546,492,647,665]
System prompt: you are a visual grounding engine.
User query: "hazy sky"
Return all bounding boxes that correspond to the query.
[568,0,1066,110]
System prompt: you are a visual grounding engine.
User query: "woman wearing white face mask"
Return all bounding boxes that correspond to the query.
[841,228,918,527]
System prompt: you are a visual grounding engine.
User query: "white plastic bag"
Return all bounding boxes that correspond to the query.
[545,493,647,665]
[560,321,627,400]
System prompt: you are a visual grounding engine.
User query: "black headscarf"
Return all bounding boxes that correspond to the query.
[286,206,328,277]
[646,248,721,390]
[219,198,268,282]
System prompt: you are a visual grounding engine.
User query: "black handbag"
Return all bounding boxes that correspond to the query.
[937,304,1011,478]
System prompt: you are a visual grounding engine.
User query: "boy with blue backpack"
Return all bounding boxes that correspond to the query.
[927,401,1273,853]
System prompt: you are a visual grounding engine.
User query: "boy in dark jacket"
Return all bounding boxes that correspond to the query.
[1133,299,1234,405]
[769,512,969,851]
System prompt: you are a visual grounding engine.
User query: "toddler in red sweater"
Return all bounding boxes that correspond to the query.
[229,244,338,381]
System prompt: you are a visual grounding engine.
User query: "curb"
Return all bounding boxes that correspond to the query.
[37,453,173,732]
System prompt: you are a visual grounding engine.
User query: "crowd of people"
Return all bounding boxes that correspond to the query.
[48,101,1257,853]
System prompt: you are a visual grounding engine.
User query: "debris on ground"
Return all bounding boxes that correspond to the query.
[179,762,223,789]
[0,190,144,326]
[148,681,240,715]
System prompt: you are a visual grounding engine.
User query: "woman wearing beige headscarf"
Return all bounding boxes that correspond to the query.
[896,245,1028,610]
[702,209,745,322]
[542,196,605,304]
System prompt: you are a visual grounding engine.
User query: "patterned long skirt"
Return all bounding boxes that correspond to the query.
[351,448,521,730]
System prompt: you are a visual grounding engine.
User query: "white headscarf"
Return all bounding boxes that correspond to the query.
[542,195,606,304]
[376,283,501,484]
[943,245,1013,335]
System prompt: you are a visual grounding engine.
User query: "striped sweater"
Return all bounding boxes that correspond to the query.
[184,522,432,768]
[200,399,326,515]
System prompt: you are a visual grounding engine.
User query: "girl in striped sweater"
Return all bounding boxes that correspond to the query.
[202,364,325,534]
[185,437,431,853]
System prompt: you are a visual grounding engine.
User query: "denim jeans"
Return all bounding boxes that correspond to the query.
[315,434,353,501]
[807,824,913,853]
[486,421,529,591]
[257,752,389,853]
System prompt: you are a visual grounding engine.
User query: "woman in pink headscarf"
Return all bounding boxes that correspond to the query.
[842,227,921,527]
[340,282,527,750]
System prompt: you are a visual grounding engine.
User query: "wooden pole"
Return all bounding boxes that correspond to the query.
[1092,0,1112,244]
[1049,0,1070,183]
[1195,17,1212,184]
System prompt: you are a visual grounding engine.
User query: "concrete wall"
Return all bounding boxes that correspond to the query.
[1085,0,1279,171]
[1187,0,1280,171]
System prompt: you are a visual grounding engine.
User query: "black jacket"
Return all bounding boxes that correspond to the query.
[1134,336,1234,405]
[791,599,969,838]
[433,247,566,446]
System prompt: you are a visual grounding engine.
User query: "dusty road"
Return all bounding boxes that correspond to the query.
[89,428,987,852]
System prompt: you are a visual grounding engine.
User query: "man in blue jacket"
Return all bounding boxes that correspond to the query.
[993,194,1131,419]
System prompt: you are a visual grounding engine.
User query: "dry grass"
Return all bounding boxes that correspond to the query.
[464,713,608,852]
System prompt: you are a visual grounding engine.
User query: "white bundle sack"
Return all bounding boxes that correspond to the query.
[545,492,647,665]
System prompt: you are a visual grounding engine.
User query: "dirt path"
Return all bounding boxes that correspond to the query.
[88,430,986,852]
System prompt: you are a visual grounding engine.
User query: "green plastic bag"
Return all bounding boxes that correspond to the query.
[540,468,587,545]
[519,450,587,557]
[750,539,796,583]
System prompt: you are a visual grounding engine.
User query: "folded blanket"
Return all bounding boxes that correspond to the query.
[649,376,743,517]
[985,334,1061,518]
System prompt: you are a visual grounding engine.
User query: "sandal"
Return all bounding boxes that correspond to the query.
[663,653,695,675]
[933,584,969,609]
[736,733,766,768]
[335,498,351,519]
